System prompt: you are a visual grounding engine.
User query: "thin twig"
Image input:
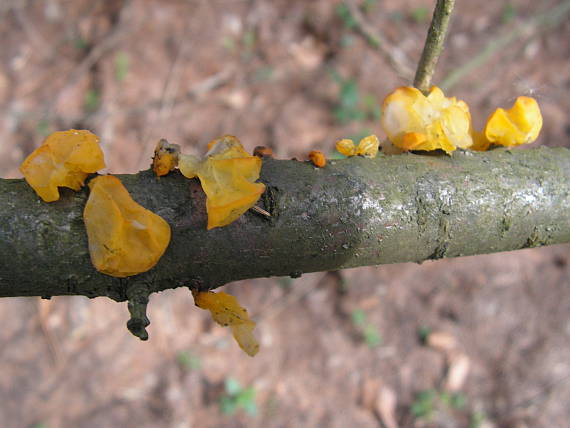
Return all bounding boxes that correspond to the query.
[413,0,456,93]
[441,0,570,91]
[345,0,414,79]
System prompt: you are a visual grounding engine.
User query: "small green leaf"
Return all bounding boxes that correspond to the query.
[351,309,367,326]
[418,326,432,344]
[220,396,238,415]
[411,389,436,419]
[336,3,358,29]
[363,325,382,348]
[225,377,242,396]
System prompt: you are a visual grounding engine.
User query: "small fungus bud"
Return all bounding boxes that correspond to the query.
[309,150,327,168]
[84,175,171,277]
[152,139,180,177]
[20,129,105,202]
[253,146,273,158]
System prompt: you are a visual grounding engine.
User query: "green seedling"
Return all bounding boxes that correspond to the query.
[336,3,357,29]
[417,325,432,344]
[411,389,437,420]
[412,389,470,422]
[219,377,257,416]
[351,309,382,348]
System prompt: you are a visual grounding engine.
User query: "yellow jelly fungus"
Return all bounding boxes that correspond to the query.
[309,150,327,168]
[178,135,266,230]
[20,129,106,202]
[84,175,171,278]
[381,86,473,154]
[192,290,259,357]
[335,135,380,158]
[152,139,180,177]
[484,96,542,148]
[336,139,357,157]
[356,134,380,158]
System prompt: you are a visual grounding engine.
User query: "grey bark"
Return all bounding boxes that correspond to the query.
[1,146,569,301]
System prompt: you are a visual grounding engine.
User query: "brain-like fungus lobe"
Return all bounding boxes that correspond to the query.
[20,129,106,202]
[152,139,181,177]
[192,290,259,357]
[84,175,171,277]
[178,135,266,230]
[381,86,473,154]
[335,135,380,158]
[472,96,543,151]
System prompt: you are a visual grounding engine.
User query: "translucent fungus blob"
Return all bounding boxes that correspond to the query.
[84,175,171,277]
[336,139,357,157]
[192,290,259,357]
[152,139,180,177]
[309,150,327,168]
[178,135,266,230]
[20,129,106,202]
[472,96,543,151]
[335,135,380,158]
[381,86,473,154]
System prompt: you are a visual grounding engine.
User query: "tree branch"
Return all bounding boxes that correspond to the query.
[1,147,569,303]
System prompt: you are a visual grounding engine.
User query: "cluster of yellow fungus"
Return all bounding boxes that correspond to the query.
[84,175,171,277]
[336,135,380,158]
[380,86,473,154]
[192,290,259,357]
[20,130,172,278]
[379,86,542,154]
[20,130,106,202]
[177,135,266,230]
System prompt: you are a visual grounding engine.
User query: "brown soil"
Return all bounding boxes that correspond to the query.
[1,1,569,427]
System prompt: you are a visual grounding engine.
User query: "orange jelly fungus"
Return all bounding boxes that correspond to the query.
[192,290,259,357]
[20,129,106,202]
[152,139,181,177]
[84,175,171,278]
[472,96,543,151]
[178,135,266,230]
[381,86,473,154]
[309,150,327,168]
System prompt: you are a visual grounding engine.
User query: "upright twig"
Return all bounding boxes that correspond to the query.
[413,0,456,93]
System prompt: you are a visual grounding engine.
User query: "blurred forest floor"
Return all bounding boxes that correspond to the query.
[0,0,569,427]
